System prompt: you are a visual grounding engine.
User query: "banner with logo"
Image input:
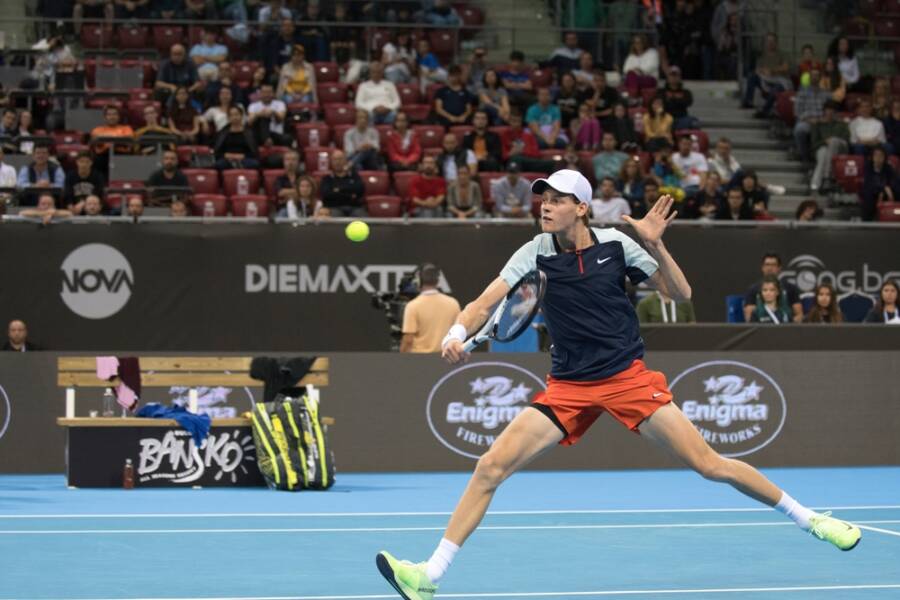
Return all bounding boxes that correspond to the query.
[2,352,898,475]
[2,223,899,351]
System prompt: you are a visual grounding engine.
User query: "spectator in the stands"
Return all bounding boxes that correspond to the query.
[743,253,802,322]
[155,44,201,105]
[183,0,216,20]
[850,99,889,156]
[423,0,461,26]
[708,137,742,186]
[864,280,900,323]
[296,2,330,62]
[82,194,105,216]
[554,73,582,130]
[262,19,300,74]
[434,65,475,126]
[409,155,447,218]
[247,83,289,147]
[586,70,619,125]
[650,142,685,202]
[635,179,660,217]
[279,175,320,218]
[644,96,674,152]
[438,133,477,182]
[478,69,511,125]
[463,47,489,95]
[146,149,189,198]
[10,110,36,155]
[605,102,638,149]
[320,150,366,217]
[271,150,304,213]
[113,0,148,19]
[135,105,175,155]
[213,106,259,170]
[716,185,753,221]
[203,87,240,135]
[64,151,105,212]
[490,160,531,218]
[124,194,144,218]
[803,283,842,323]
[385,111,422,171]
[168,198,189,217]
[89,105,134,176]
[190,27,228,83]
[16,145,64,206]
[741,32,791,118]
[636,289,696,324]
[417,38,448,89]
[328,3,360,65]
[593,131,629,183]
[714,12,739,79]
[19,192,71,223]
[0,147,17,204]
[258,0,292,30]
[797,44,823,76]
[527,87,567,149]
[572,53,596,93]
[658,0,706,80]
[3,319,38,352]
[622,34,659,95]
[883,99,900,154]
[381,30,415,84]
[499,51,535,113]
[548,32,583,74]
[501,111,553,173]
[687,170,724,220]
[748,275,793,324]
[710,0,741,49]
[355,62,400,125]
[0,109,16,137]
[820,55,846,105]
[739,170,770,215]
[463,110,503,172]
[861,146,898,222]
[795,198,823,222]
[204,62,245,109]
[793,68,829,161]
[828,36,861,93]
[671,134,708,197]
[73,0,114,33]
[591,176,630,223]
[872,77,892,120]
[167,86,202,144]
[344,109,384,171]
[616,156,648,217]
[570,102,602,152]
[659,66,698,130]
[446,164,483,219]
[276,45,317,104]
[809,100,849,193]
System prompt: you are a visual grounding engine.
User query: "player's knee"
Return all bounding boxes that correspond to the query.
[694,452,730,482]
[473,451,508,489]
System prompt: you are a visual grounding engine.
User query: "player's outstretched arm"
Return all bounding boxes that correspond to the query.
[622,194,692,302]
[442,276,511,364]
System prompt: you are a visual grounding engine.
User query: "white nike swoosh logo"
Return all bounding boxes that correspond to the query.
[652,392,664,398]
[597,257,611,265]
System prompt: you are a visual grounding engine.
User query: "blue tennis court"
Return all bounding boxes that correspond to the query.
[2,467,899,600]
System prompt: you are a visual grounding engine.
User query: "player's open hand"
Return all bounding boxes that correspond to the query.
[441,339,470,365]
[622,193,677,246]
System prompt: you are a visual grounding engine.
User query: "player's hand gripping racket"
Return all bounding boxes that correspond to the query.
[464,269,547,352]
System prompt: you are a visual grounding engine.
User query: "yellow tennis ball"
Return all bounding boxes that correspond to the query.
[800,72,811,88]
[345,220,369,242]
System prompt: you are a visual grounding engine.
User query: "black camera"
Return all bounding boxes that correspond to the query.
[371,273,420,351]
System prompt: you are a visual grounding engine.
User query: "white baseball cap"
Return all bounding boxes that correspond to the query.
[531,169,592,205]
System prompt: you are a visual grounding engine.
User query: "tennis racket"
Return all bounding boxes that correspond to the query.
[463,269,547,352]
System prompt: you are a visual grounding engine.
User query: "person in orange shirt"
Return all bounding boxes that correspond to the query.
[90,105,134,176]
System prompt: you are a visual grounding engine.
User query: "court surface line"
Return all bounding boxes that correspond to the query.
[4,519,900,535]
[2,505,900,519]
[23,582,900,600]
[859,524,900,538]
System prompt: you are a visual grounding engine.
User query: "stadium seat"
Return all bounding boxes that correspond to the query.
[323,103,356,126]
[117,25,150,51]
[375,124,393,147]
[359,170,391,196]
[679,129,709,154]
[262,169,285,197]
[128,88,153,102]
[424,83,444,106]
[878,202,900,221]
[838,291,875,322]
[55,144,89,172]
[875,18,900,38]
[832,154,864,193]
[294,123,332,147]
[428,31,456,64]
[413,125,445,149]
[396,83,422,106]
[520,172,548,184]
[187,25,204,47]
[366,195,404,217]
[882,0,900,14]
[477,172,505,213]
[258,145,290,163]
[176,145,213,167]
[530,69,554,88]
[126,100,161,128]
[85,96,123,110]
[232,61,260,88]
[304,147,335,173]
[488,125,510,138]
[403,104,432,123]
[153,26,184,55]
[52,132,85,147]
[449,125,474,139]
[314,62,340,83]
[455,4,485,28]
[392,171,417,200]
[726,295,745,323]
[191,193,228,216]
[183,168,220,194]
[230,194,270,217]
[774,91,795,126]
[331,124,353,149]
[317,82,350,104]
[539,149,566,163]
[222,169,261,197]
[80,23,113,50]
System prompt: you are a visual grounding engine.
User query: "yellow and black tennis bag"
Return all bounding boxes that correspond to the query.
[250,395,335,491]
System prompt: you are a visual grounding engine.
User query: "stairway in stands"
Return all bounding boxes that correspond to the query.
[689,80,820,220]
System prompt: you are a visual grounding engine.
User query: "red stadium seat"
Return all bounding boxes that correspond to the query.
[118,25,150,51]
[520,172,548,184]
[295,123,332,147]
[191,193,228,216]
[428,30,456,64]
[259,145,291,162]
[396,83,422,106]
[477,172,505,211]
[129,88,153,101]
[404,104,432,123]
[890,155,900,171]
[774,91,795,126]
[359,170,391,196]
[187,25,204,48]
[832,154,864,193]
[183,168,220,194]
[577,151,596,186]
[304,147,335,173]
[878,202,900,221]
[80,24,113,50]
[413,125,445,149]
[392,171,418,200]
[317,82,349,104]
[331,124,353,149]
[126,100,161,128]
[455,4,485,27]
[314,61,340,83]
[530,69,554,88]
[423,147,443,159]
[233,61,260,87]
[640,88,658,107]
[366,195,403,217]
[55,144,89,172]
[262,169,285,197]
[52,131,85,147]
[883,0,900,14]
[153,26,184,55]
[323,103,356,126]
[375,124,393,147]
[424,83,444,106]
[449,125,474,139]
[85,96,123,110]
[108,180,145,196]
[875,18,900,38]
[539,149,566,163]
[230,194,270,217]
[176,146,213,167]
[678,129,709,154]
[222,169,261,197]
[488,125,510,138]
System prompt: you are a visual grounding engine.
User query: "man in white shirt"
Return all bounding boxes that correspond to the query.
[590,176,631,222]
[849,99,888,155]
[355,62,401,125]
[248,83,289,146]
[344,109,384,171]
[708,137,741,186]
[0,146,17,206]
[671,134,708,196]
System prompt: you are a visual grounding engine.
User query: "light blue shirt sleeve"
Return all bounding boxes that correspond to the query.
[16,166,28,189]
[54,166,65,189]
[597,228,658,283]
[499,238,540,287]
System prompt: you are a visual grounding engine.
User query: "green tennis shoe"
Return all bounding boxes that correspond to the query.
[808,512,862,551]
[376,551,438,600]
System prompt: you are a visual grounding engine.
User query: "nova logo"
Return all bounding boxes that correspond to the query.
[60,244,134,319]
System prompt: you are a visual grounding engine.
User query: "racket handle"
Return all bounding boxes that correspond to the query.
[462,338,479,353]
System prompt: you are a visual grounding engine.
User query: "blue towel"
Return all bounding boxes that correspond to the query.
[136,403,212,446]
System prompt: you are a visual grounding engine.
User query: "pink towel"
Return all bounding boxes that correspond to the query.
[95,356,139,411]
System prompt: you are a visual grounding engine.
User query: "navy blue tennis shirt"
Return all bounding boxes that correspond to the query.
[500,227,659,381]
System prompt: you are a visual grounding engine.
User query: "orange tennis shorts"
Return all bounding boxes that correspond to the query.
[533,359,672,446]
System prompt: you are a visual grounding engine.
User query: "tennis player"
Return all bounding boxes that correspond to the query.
[376,169,861,600]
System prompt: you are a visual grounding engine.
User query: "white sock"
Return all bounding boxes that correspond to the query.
[775,491,815,530]
[425,538,459,583]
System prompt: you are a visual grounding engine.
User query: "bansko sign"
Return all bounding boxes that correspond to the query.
[137,429,258,485]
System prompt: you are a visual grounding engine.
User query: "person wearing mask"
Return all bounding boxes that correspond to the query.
[748,275,793,324]
[864,280,900,324]
[320,150,366,217]
[804,284,843,323]
[400,264,461,353]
